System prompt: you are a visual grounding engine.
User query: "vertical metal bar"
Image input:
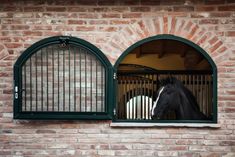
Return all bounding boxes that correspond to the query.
[140,76,143,119]
[46,47,49,111]
[35,52,38,111]
[128,78,131,119]
[129,78,132,119]
[196,75,199,105]
[57,45,60,111]
[74,46,76,112]
[143,75,146,119]
[192,74,195,96]
[202,75,205,114]
[63,46,65,111]
[208,75,211,114]
[24,65,27,111]
[206,75,208,115]
[79,48,82,112]
[201,75,204,113]
[96,59,98,112]
[124,78,127,119]
[41,49,43,111]
[101,66,104,112]
[90,55,92,112]
[68,45,71,112]
[151,74,154,119]
[85,50,87,112]
[30,57,32,111]
[52,46,54,111]
[135,78,137,119]
[148,75,151,119]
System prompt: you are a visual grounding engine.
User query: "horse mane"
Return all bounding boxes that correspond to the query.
[160,77,201,112]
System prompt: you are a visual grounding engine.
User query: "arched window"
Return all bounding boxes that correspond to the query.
[14,36,113,120]
[114,35,217,123]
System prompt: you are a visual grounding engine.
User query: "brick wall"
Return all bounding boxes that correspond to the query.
[0,0,235,156]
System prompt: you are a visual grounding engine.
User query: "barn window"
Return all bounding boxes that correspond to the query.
[113,35,217,123]
[14,36,113,120]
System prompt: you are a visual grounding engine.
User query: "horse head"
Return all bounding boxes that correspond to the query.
[151,77,207,120]
[151,77,181,120]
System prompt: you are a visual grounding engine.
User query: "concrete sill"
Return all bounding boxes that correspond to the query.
[110,123,221,128]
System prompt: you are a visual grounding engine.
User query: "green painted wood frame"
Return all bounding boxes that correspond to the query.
[14,34,217,123]
[14,36,113,120]
[113,34,217,123]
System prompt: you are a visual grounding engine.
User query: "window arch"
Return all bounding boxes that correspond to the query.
[14,36,113,120]
[113,35,217,123]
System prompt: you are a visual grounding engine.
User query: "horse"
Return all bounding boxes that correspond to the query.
[151,77,208,120]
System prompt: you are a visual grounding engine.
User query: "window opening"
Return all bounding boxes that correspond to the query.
[14,36,112,119]
[114,36,216,123]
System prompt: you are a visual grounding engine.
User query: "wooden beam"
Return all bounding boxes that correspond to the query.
[136,46,141,58]
[158,41,165,58]
[180,47,187,57]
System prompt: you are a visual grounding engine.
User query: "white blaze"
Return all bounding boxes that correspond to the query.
[151,86,165,117]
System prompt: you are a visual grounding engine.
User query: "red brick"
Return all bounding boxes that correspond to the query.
[54,26,74,31]
[76,26,96,31]
[110,19,130,25]
[173,6,194,12]
[111,7,129,12]
[169,17,176,34]
[67,7,88,12]
[24,7,45,12]
[199,19,219,24]
[160,0,185,5]
[224,108,235,113]
[36,129,56,134]
[122,13,142,18]
[88,7,110,12]
[23,31,43,36]
[218,5,235,11]
[11,25,30,30]
[140,0,160,5]
[32,25,52,30]
[13,13,34,18]
[4,43,22,49]
[2,6,23,12]
[168,146,188,151]
[101,13,120,18]
[98,0,119,5]
[184,21,193,31]
[130,7,151,12]
[46,7,66,12]
[120,0,140,5]
[68,20,87,25]
[195,6,216,11]
[205,0,226,4]
[210,41,223,52]
[209,37,219,45]
[76,0,97,5]
[226,31,235,37]
[79,13,99,19]
[209,12,231,17]
[89,20,108,25]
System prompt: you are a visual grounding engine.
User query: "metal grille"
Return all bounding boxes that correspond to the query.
[116,71,213,120]
[21,44,105,113]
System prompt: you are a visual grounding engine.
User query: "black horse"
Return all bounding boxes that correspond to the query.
[151,77,208,120]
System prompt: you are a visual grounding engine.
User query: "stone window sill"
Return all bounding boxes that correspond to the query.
[110,122,220,128]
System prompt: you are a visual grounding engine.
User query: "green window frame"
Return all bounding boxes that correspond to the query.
[113,35,217,124]
[13,35,217,123]
[14,36,113,120]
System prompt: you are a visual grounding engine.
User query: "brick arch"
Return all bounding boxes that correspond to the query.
[104,17,229,65]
